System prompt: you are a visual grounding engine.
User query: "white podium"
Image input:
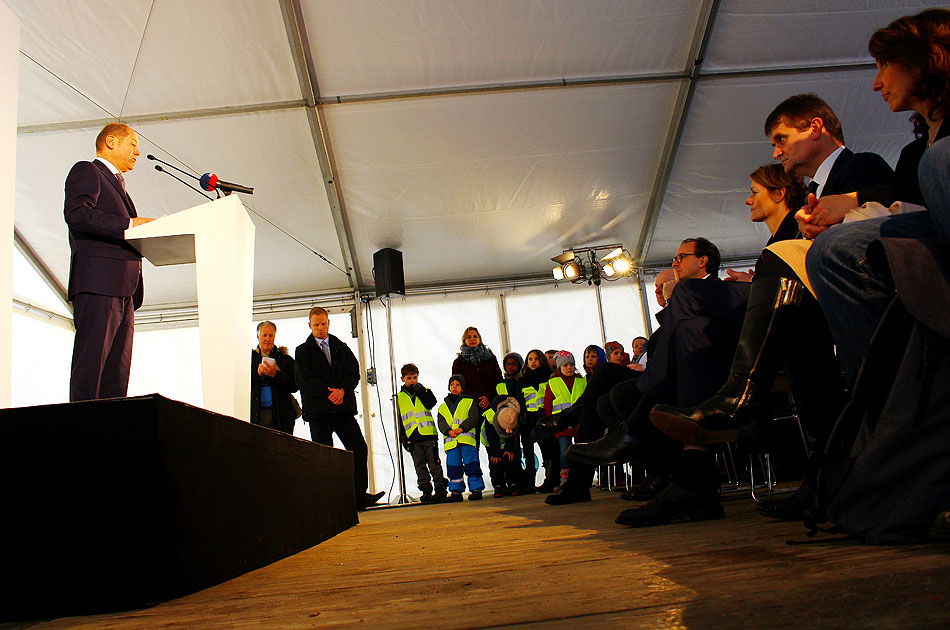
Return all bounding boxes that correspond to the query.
[125,195,255,421]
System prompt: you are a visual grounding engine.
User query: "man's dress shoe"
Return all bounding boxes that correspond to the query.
[615,482,723,527]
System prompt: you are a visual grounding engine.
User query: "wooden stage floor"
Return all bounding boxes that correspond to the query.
[15,489,950,629]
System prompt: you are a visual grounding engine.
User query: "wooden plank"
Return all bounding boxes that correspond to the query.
[23,492,950,629]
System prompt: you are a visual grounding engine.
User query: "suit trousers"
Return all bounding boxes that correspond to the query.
[308,413,370,498]
[808,137,950,382]
[70,292,134,402]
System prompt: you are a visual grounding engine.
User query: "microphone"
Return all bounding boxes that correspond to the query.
[147,154,201,182]
[154,165,213,201]
[199,173,254,196]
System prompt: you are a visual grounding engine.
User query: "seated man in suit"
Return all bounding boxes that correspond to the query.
[64,123,154,402]
[564,239,751,510]
[639,95,896,525]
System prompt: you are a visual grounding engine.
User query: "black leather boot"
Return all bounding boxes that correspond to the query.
[536,404,582,432]
[650,275,805,445]
[565,423,641,465]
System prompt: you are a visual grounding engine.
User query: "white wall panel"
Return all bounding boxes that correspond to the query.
[10,311,72,406]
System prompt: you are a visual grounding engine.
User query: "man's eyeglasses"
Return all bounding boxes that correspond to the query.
[672,252,701,264]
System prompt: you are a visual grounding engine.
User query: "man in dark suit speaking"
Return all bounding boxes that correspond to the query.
[64,123,154,402]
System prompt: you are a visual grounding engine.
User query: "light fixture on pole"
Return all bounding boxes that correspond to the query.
[551,244,636,286]
[550,243,637,346]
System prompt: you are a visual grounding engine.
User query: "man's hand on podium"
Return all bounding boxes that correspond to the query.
[131,217,156,227]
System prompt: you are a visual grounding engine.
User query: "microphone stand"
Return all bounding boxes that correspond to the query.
[154,165,213,201]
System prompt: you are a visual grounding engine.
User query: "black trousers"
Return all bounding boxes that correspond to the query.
[70,292,134,402]
[308,413,370,498]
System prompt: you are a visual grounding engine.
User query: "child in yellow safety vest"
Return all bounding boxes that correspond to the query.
[543,351,586,491]
[521,349,557,493]
[437,374,485,502]
[397,363,448,503]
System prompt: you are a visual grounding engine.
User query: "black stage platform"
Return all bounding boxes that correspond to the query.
[0,395,357,620]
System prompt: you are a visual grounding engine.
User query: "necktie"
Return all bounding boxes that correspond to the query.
[807,180,819,196]
[320,339,331,364]
[116,172,127,194]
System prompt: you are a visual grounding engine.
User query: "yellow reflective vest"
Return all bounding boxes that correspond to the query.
[521,382,547,413]
[438,397,476,450]
[548,376,586,413]
[397,391,436,437]
[481,407,498,447]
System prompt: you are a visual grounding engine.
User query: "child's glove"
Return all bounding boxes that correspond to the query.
[503,451,515,462]
[401,438,413,453]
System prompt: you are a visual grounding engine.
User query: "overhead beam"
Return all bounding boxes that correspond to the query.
[13,297,73,329]
[279,0,361,290]
[17,100,306,135]
[317,71,687,104]
[634,0,721,266]
[700,60,877,81]
[13,227,71,314]
[17,59,876,136]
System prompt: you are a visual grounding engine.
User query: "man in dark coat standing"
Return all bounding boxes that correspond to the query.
[296,306,384,510]
[251,320,298,434]
[64,123,154,402]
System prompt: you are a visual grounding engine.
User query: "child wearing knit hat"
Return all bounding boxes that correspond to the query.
[543,351,587,492]
[436,374,485,501]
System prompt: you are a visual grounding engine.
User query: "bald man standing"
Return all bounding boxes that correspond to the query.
[64,123,153,402]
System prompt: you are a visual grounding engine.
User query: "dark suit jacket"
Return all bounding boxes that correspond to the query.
[638,275,750,404]
[295,333,361,419]
[63,159,143,308]
[822,148,894,198]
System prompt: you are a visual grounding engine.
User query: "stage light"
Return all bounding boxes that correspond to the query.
[551,244,632,285]
[551,251,576,265]
[612,256,631,274]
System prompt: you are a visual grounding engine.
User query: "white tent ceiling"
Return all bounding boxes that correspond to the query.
[9,0,944,311]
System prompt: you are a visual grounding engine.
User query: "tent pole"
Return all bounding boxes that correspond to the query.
[353,291,377,493]
[594,282,607,347]
[636,272,654,337]
[385,296,412,505]
[496,293,511,356]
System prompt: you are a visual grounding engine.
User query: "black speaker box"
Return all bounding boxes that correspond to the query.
[373,248,405,296]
